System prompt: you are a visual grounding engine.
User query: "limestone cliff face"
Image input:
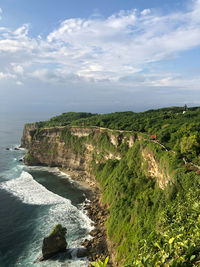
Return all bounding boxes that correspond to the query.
[21,124,172,189]
[21,124,38,149]
[142,148,173,189]
[22,126,85,169]
[21,125,130,173]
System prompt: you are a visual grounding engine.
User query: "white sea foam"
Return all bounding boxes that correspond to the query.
[14,144,25,151]
[7,145,21,151]
[18,147,26,151]
[26,165,60,173]
[0,171,68,205]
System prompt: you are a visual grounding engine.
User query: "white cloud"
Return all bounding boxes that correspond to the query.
[0,0,200,89]
[44,1,200,83]
[14,24,29,37]
[141,9,151,16]
[0,71,16,80]
[12,64,24,75]
[16,80,23,86]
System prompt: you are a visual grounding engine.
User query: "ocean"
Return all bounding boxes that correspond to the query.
[0,113,93,267]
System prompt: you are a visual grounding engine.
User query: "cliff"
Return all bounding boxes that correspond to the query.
[21,123,200,266]
[21,124,135,174]
[21,124,173,191]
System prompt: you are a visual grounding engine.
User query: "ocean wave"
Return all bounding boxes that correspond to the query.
[25,165,60,173]
[0,171,93,234]
[0,171,70,206]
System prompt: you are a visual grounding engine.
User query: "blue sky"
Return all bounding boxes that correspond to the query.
[0,0,200,115]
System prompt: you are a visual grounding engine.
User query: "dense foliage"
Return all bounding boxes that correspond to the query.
[33,112,95,127]
[92,140,200,266]
[72,107,200,162]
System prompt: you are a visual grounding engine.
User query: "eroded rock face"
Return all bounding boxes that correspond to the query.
[42,224,67,260]
[21,124,39,149]
[22,126,87,169]
[142,148,173,189]
[21,126,124,170]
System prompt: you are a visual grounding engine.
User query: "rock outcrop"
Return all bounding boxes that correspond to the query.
[142,148,174,189]
[41,224,67,260]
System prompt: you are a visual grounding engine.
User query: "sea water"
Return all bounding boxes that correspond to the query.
[0,114,93,267]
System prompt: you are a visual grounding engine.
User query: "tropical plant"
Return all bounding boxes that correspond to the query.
[91,256,109,267]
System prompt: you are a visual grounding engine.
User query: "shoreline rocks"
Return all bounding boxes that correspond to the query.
[60,168,114,266]
[82,195,110,264]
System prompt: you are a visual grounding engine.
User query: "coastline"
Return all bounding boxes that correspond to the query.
[59,168,98,193]
[60,168,113,266]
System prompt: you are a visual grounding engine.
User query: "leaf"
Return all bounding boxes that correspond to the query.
[182,244,189,249]
[104,256,109,266]
[190,255,196,261]
[169,237,175,244]
[91,262,100,267]
[154,242,161,249]
[176,234,183,239]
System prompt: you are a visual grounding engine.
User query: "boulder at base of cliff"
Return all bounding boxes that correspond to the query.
[76,247,88,258]
[42,224,67,260]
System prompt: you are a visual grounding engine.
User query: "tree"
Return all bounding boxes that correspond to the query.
[180,135,200,156]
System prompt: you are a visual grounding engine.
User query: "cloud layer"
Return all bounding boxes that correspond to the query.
[0,1,200,91]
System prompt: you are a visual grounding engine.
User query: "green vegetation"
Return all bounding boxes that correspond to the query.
[28,106,200,266]
[93,141,200,266]
[33,112,95,128]
[50,224,67,237]
[25,151,35,163]
[59,128,87,155]
[72,107,200,163]
[91,256,109,267]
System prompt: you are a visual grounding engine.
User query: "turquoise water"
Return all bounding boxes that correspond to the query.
[0,114,93,267]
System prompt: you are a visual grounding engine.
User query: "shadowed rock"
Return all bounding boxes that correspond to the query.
[76,247,88,258]
[41,224,67,260]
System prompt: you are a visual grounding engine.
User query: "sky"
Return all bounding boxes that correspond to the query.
[0,0,200,116]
